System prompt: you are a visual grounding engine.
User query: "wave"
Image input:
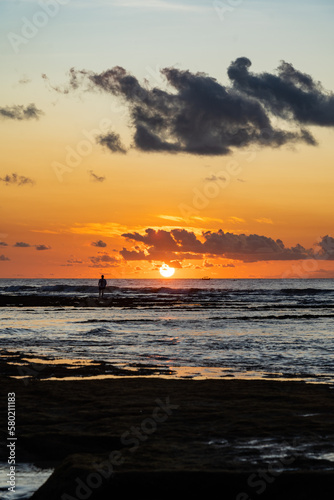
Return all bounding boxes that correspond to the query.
[210,313,334,321]
[73,318,157,324]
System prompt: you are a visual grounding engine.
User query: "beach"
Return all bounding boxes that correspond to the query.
[1,351,334,499]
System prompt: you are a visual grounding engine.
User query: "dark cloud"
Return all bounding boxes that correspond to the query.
[13,242,30,247]
[317,235,334,260]
[0,254,10,261]
[228,58,334,129]
[0,173,35,186]
[88,170,106,182]
[120,228,334,263]
[35,245,51,251]
[49,58,334,156]
[89,253,119,267]
[0,242,8,246]
[97,132,127,154]
[0,104,43,121]
[91,240,107,248]
[67,258,83,265]
[120,248,147,261]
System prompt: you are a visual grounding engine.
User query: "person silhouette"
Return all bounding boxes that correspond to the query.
[98,274,107,299]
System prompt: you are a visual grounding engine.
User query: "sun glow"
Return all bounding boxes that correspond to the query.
[159,264,175,278]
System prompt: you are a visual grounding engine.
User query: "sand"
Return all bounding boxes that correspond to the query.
[1,351,334,499]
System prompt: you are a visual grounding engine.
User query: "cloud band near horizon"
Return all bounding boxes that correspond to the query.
[120,229,334,263]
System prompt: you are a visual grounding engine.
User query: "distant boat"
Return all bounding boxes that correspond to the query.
[202,276,211,280]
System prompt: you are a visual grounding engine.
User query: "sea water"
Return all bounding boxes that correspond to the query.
[1,278,334,384]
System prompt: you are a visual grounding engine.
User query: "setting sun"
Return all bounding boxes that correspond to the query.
[159,264,175,278]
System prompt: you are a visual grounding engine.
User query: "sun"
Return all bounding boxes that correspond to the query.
[159,263,175,278]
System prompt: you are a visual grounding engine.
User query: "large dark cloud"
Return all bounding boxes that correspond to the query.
[46,58,334,155]
[0,104,43,121]
[120,228,334,263]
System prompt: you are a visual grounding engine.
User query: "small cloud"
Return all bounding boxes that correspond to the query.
[35,245,51,251]
[0,242,8,246]
[0,254,10,261]
[111,0,205,12]
[18,76,31,85]
[97,131,127,154]
[205,174,226,182]
[67,257,83,264]
[0,104,43,120]
[157,215,184,222]
[228,216,245,224]
[91,240,107,248]
[89,253,119,267]
[88,170,106,182]
[0,173,35,186]
[14,242,30,247]
[255,218,274,224]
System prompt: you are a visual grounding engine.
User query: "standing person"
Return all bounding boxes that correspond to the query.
[98,275,107,299]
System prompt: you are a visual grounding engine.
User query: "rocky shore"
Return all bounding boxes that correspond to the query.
[1,352,334,499]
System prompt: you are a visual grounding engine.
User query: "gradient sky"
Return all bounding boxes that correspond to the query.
[1,0,334,278]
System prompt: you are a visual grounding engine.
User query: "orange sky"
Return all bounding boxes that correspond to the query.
[1,1,334,279]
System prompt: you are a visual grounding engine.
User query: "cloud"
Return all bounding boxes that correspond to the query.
[317,235,334,260]
[48,58,334,156]
[13,242,31,247]
[89,253,119,267]
[0,254,10,261]
[97,132,127,153]
[254,218,274,224]
[120,228,334,263]
[227,58,334,128]
[0,173,35,186]
[0,104,43,120]
[18,76,31,85]
[205,174,227,182]
[0,242,8,246]
[35,245,51,251]
[67,257,83,264]
[110,0,205,12]
[91,240,107,247]
[88,170,106,182]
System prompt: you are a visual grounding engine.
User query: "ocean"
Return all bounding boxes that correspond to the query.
[1,278,334,384]
[1,277,334,499]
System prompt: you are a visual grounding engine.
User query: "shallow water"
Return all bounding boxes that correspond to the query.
[0,463,53,500]
[1,278,334,384]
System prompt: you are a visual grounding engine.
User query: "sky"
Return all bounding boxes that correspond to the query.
[0,0,334,279]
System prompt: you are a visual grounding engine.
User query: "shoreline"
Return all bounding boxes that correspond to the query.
[1,349,332,385]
